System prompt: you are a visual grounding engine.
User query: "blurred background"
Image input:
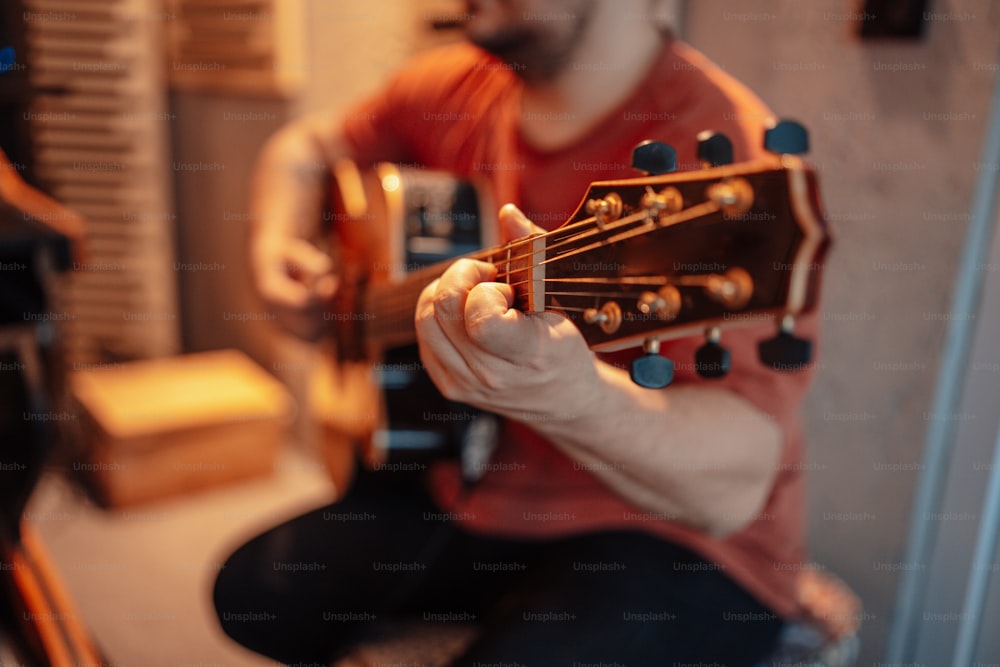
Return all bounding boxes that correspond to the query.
[2,0,999,665]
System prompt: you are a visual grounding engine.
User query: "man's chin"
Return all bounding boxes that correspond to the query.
[467,31,530,66]
[462,0,507,44]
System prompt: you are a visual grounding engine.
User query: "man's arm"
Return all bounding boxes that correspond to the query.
[415,205,784,538]
[247,115,352,339]
[543,364,783,538]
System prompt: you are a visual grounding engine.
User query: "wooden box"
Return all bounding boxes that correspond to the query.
[70,350,292,506]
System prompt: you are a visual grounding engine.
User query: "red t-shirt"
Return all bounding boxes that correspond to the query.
[341,39,816,619]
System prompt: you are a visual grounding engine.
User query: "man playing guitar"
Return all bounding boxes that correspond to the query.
[214,1,820,664]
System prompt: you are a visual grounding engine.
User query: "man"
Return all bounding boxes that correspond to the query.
[215,1,816,664]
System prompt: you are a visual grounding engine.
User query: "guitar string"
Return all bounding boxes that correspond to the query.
[365,269,690,333]
[493,211,654,271]
[396,195,698,285]
[362,200,727,334]
[368,198,720,321]
[503,273,722,290]
[357,213,620,319]
[509,200,721,276]
[354,164,790,337]
[360,211,650,328]
[544,290,665,299]
[488,200,720,282]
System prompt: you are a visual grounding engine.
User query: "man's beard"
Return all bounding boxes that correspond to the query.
[468,17,591,84]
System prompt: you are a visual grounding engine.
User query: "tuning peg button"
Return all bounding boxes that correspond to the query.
[630,338,674,388]
[632,141,678,176]
[697,130,734,167]
[763,119,809,155]
[696,343,731,379]
[695,328,731,379]
[758,316,812,370]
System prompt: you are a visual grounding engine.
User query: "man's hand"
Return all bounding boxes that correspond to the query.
[416,205,785,536]
[246,119,350,341]
[251,234,337,341]
[414,204,599,420]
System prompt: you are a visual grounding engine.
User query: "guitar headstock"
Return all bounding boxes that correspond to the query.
[502,125,829,387]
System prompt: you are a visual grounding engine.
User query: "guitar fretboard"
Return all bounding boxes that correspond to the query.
[360,245,514,351]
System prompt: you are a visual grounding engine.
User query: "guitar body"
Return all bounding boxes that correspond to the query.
[312,162,498,488]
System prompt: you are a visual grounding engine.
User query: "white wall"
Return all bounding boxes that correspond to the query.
[683,0,999,662]
[298,0,458,116]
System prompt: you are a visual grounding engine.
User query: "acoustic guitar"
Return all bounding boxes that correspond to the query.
[310,125,829,487]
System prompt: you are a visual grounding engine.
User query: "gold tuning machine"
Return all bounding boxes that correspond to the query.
[585,193,623,228]
[637,286,682,320]
[583,301,623,334]
[706,177,753,216]
[704,267,753,309]
[640,186,683,224]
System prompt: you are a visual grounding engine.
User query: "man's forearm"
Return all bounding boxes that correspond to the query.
[247,116,350,338]
[249,114,354,239]
[524,359,784,537]
[250,124,330,241]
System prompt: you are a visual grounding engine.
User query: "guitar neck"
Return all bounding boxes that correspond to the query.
[330,155,829,363]
[360,239,540,351]
[361,261,455,351]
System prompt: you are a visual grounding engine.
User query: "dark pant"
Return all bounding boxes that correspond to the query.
[213,469,783,666]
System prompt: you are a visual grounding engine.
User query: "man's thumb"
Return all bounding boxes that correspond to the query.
[498,203,545,244]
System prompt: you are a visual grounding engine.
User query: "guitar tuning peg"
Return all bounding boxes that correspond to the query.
[758,315,812,371]
[763,119,809,155]
[632,141,678,176]
[630,338,674,389]
[695,327,731,379]
[696,130,733,167]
